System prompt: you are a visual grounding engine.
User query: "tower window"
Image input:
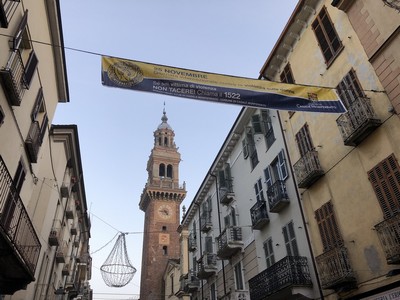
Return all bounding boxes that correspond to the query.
[163,246,168,255]
[167,165,173,178]
[164,136,168,146]
[159,164,165,177]
[162,226,167,231]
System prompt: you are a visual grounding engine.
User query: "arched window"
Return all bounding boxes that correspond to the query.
[164,136,168,147]
[158,137,162,146]
[167,165,173,178]
[159,164,165,177]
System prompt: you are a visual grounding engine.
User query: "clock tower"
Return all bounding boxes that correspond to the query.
[139,109,186,300]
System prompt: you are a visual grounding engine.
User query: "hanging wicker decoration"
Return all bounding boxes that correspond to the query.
[100,233,136,287]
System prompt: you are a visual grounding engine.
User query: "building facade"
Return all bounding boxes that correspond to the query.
[0,1,92,299]
[139,110,186,300]
[177,107,321,300]
[260,0,400,299]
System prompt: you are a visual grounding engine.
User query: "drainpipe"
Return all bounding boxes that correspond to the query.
[209,172,227,297]
[277,112,324,300]
[196,203,204,300]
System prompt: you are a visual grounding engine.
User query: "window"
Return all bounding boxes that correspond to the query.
[192,221,197,240]
[170,273,174,295]
[295,124,314,157]
[218,163,233,192]
[280,63,295,84]
[30,88,48,145]
[264,149,288,188]
[210,282,217,300]
[280,64,296,117]
[162,246,168,255]
[282,221,299,256]
[312,6,343,66]
[162,226,167,231]
[0,0,20,28]
[254,178,265,201]
[336,69,365,109]
[242,127,258,168]
[224,207,237,228]
[167,164,173,178]
[263,238,275,268]
[192,256,197,272]
[0,105,4,126]
[159,163,165,177]
[234,262,244,290]
[315,201,343,251]
[251,110,275,149]
[368,154,400,219]
[205,236,213,253]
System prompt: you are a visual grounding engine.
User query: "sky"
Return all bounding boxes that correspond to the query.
[54,1,299,299]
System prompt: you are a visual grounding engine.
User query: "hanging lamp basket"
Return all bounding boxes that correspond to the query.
[100,233,137,287]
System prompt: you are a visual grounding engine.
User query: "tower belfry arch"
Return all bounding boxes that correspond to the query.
[139,109,186,300]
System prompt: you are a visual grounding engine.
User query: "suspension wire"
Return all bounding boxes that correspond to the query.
[0,32,387,94]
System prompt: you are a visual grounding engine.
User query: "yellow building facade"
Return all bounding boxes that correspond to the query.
[260,0,400,299]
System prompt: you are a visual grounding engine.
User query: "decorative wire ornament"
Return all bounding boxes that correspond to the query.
[100,233,137,287]
[383,0,400,11]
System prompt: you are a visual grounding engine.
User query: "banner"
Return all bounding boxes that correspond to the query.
[101,56,346,113]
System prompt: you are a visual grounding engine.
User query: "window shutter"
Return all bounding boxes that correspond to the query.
[278,149,288,180]
[31,88,44,121]
[242,139,249,159]
[296,124,313,157]
[206,196,212,212]
[288,222,299,256]
[264,166,272,188]
[218,170,226,188]
[39,113,48,145]
[251,114,262,134]
[224,215,230,227]
[282,226,291,255]
[368,154,400,219]
[205,236,213,253]
[24,50,38,88]
[315,201,343,251]
[13,10,28,50]
[261,110,271,135]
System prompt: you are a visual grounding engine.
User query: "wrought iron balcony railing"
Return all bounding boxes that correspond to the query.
[188,233,197,252]
[200,210,212,232]
[0,156,41,277]
[293,150,324,188]
[336,96,381,146]
[219,185,235,205]
[216,226,243,259]
[181,270,200,293]
[267,180,289,213]
[0,0,20,28]
[315,245,357,290]
[249,256,312,300]
[250,200,269,230]
[0,50,26,106]
[197,252,217,279]
[375,213,400,264]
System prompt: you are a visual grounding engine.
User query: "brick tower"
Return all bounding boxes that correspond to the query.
[139,109,186,300]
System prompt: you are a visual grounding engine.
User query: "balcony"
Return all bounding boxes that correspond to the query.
[0,156,41,294]
[249,256,312,300]
[182,270,200,293]
[70,227,77,235]
[49,229,60,246]
[250,200,269,230]
[232,291,249,300]
[66,208,74,219]
[336,97,381,147]
[0,51,26,106]
[55,245,67,264]
[188,234,197,252]
[315,246,357,291]
[197,252,217,279]
[375,213,400,264]
[62,264,70,276]
[0,0,20,28]
[267,180,290,213]
[25,121,41,163]
[216,226,243,259]
[219,186,235,205]
[293,150,324,188]
[200,210,212,232]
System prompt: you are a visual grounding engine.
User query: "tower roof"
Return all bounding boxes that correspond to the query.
[157,109,172,130]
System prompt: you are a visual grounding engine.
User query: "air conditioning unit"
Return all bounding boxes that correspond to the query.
[60,186,69,198]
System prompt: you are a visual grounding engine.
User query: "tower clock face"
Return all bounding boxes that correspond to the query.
[156,203,173,221]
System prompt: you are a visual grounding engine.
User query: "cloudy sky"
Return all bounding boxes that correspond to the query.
[54,1,298,299]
